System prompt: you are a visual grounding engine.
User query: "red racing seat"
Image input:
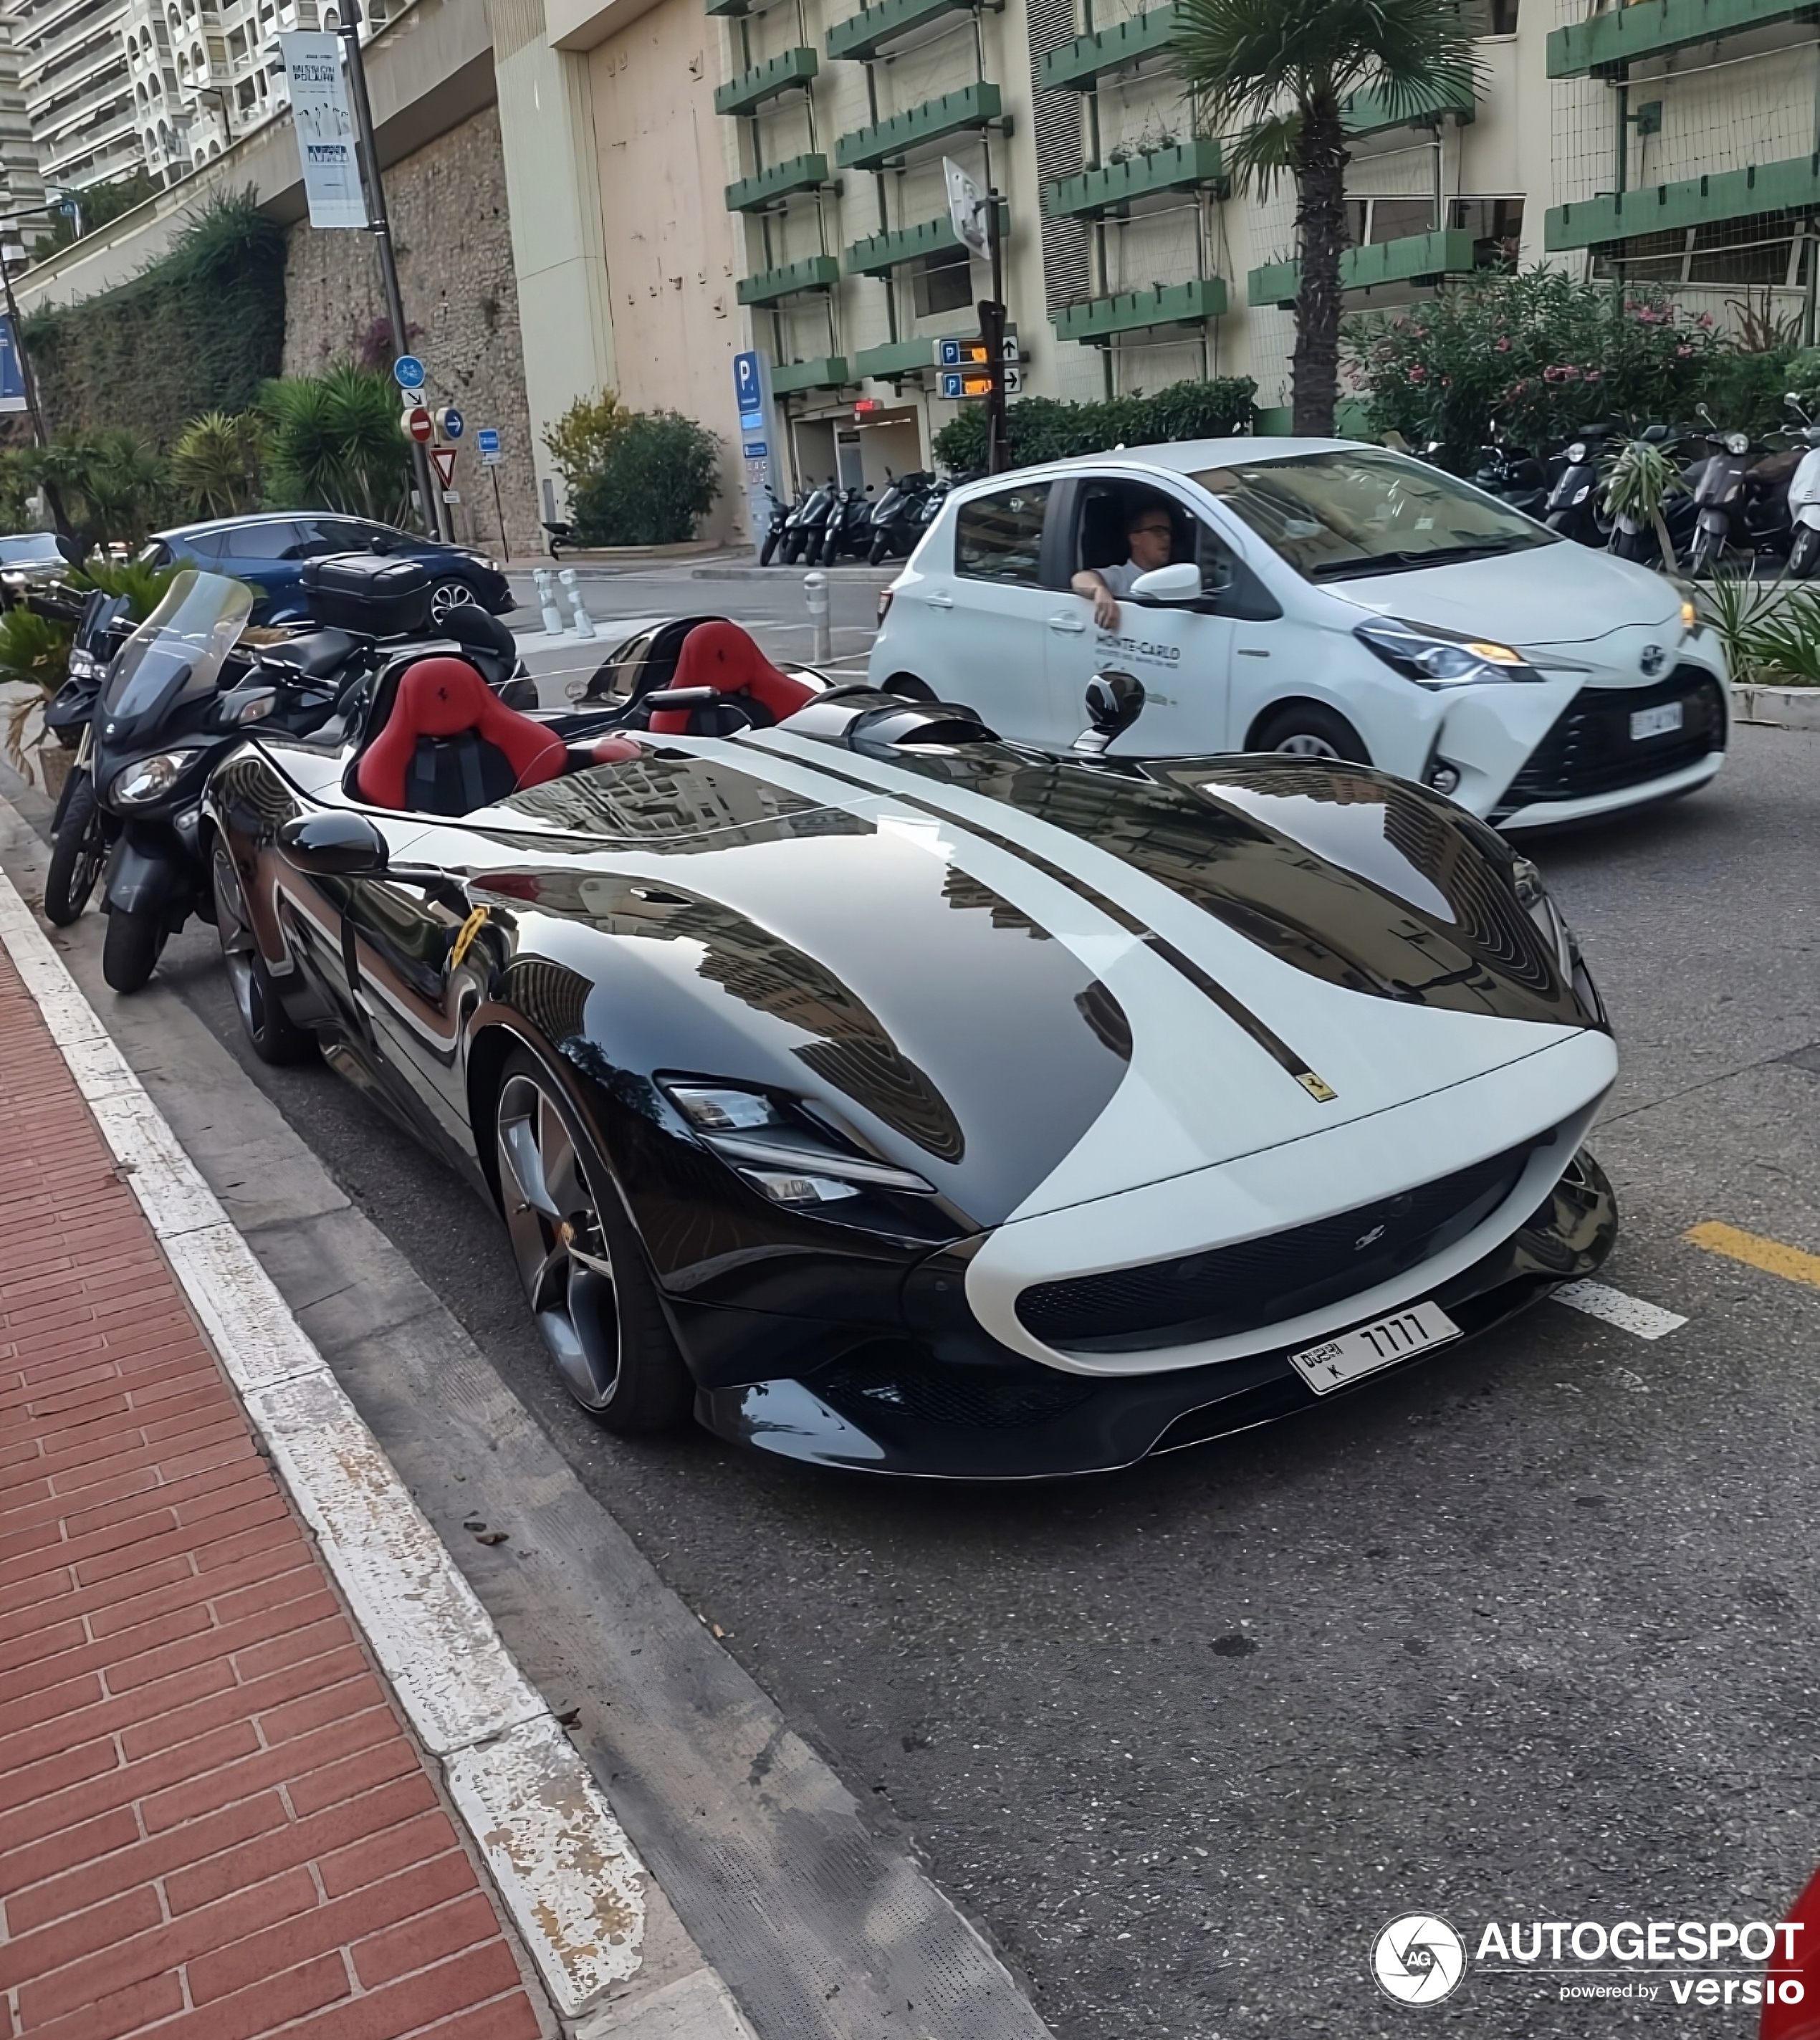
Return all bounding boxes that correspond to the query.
[647,621,815,734]
[356,656,568,813]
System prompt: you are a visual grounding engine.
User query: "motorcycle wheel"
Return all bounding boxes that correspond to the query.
[1793,527,1820,579]
[1688,530,1719,576]
[819,527,840,567]
[43,770,105,927]
[868,530,890,565]
[781,533,803,565]
[760,528,780,566]
[101,905,168,994]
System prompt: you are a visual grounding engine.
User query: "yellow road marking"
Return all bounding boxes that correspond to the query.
[1685,1221,1820,1291]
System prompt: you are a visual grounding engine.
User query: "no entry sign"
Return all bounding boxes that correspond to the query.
[403,406,434,444]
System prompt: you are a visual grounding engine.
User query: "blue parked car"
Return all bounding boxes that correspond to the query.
[142,514,513,626]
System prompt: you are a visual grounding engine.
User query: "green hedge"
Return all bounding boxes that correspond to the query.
[22,192,286,451]
[932,376,1257,472]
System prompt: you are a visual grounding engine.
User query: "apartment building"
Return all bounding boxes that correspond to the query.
[4,0,138,188]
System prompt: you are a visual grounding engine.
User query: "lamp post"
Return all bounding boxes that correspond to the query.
[335,0,441,540]
[0,206,77,542]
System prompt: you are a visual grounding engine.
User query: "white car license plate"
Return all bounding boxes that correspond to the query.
[1630,701,1683,742]
[1288,1301,1462,1395]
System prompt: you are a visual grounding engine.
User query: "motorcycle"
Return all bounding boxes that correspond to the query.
[1473,425,1549,521]
[819,483,876,565]
[42,590,133,926]
[780,480,835,565]
[1783,393,1820,578]
[1685,408,1781,575]
[867,471,934,564]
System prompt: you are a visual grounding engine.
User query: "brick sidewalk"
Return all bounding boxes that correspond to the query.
[0,941,545,2040]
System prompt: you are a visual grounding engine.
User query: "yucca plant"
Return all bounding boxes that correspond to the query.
[172,411,264,517]
[263,366,411,519]
[1602,435,1684,568]
[1698,568,1782,683]
[1741,588,1820,686]
[0,606,75,775]
[70,557,181,621]
[1174,0,1482,433]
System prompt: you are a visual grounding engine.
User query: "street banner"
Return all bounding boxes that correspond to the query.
[943,157,989,260]
[279,32,368,229]
[0,319,27,415]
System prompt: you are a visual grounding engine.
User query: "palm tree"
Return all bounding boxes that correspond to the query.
[1174,0,1482,434]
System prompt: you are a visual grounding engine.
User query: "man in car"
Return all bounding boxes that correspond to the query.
[1071,500,1177,630]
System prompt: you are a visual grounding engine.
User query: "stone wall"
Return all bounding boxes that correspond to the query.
[282,102,545,560]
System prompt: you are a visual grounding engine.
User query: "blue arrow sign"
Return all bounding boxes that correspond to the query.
[441,406,465,439]
[393,353,426,390]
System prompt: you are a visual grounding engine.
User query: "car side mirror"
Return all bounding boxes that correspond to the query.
[278,810,389,876]
[1128,562,1203,605]
[1074,669,1145,754]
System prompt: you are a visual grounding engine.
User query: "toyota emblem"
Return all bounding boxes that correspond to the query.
[1639,643,1666,676]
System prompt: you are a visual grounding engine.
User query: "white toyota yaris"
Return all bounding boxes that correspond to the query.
[869,439,1730,828]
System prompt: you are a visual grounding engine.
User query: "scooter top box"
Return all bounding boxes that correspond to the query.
[298,552,431,636]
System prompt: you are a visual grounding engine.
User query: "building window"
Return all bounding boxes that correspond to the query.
[1344,196,1437,246]
[912,246,972,320]
[1450,196,1525,264]
[1591,214,1802,290]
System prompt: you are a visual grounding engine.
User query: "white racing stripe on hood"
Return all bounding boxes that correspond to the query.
[748,730,1589,1205]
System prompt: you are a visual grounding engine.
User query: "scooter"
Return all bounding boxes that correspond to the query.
[1783,393,1820,578]
[1473,424,1549,521]
[867,471,934,564]
[757,487,792,567]
[819,483,876,565]
[780,480,835,565]
[1687,408,1763,575]
[1544,426,1616,546]
[42,589,133,926]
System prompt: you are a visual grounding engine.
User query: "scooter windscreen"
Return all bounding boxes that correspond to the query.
[100,570,254,744]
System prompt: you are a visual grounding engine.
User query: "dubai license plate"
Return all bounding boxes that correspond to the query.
[1630,701,1683,742]
[1288,1301,1461,1395]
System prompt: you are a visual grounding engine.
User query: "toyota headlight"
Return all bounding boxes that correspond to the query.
[662,1081,935,1208]
[1355,617,1542,688]
[111,749,201,805]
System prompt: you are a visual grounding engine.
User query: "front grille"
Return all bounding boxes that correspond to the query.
[818,1351,1096,1430]
[1016,1138,1543,1352]
[1500,667,1725,809]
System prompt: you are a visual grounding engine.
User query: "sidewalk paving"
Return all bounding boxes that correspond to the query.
[0,942,548,2040]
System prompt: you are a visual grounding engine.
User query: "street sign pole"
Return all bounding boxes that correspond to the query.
[981,191,1008,477]
[337,1,441,539]
[489,465,509,562]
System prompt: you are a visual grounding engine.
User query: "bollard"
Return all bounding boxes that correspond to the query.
[532,568,564,636]
[557,567,596,640]
[803,570,830,665]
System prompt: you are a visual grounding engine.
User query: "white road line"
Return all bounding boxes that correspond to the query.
[1551,1280,1687,1341]
[0,869,646,2021]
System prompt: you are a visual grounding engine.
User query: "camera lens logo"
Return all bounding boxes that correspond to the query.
[1372,1913,1467,2005]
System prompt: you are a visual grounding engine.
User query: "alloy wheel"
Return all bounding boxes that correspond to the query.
[495,1070,622,1409]
[211,843,274,1043]
[1273,732,1342,760]
[429,580,479,626]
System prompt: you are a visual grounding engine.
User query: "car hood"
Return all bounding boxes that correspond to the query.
[1337,539,1681,648]
[474,730,1607,1229]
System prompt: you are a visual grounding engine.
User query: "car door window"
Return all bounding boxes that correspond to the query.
[221,522,302,562]
[954,483,1052,585]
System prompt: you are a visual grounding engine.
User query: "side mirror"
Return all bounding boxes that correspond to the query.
[1073,669,1146,755]
[1787,392,1804,408]
[1129,562,1203,606]
[278,810,390,877]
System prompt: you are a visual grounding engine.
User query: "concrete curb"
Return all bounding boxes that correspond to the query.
[0,869,649,2026]
[1733,681,1820,730]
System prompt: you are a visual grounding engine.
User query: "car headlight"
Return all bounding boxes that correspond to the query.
[662,1081,935,1207]
[110,749,201,805]
[1355,617,1543,688]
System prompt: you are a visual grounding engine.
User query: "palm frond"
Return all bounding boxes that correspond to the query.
[1220,110,1301,195]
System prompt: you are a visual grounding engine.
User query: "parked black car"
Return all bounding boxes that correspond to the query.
[143,514,512,626]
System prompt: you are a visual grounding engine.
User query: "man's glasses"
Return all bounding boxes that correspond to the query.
[1131,523,1172,538]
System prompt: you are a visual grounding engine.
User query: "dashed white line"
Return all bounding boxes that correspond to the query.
[1552,1280,1687,1341]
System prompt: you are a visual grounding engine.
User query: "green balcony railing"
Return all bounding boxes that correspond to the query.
[1044,137,1223,217]
[771,356,851,392]
[854,337,942,378]
[826,0,972,62]
[714,46,818,116]
[1053,276,1225,343]
[1548,0,1816,79]
[835,80,1004,169]
[725,153,831,213]
[1341,76,1477,137]
[1245,228,1480,305]
[846,201,1006,274]
[736,253,842,305]
[1547,150,1820,248]
[1039,3,1177,89]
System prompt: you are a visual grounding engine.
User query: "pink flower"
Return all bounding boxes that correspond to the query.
[1495,337,1511,351]
[1675,343,1693,357]
[1697,312,1714,329]
[1408,365,1426,381]
[1584,368,1602,380]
